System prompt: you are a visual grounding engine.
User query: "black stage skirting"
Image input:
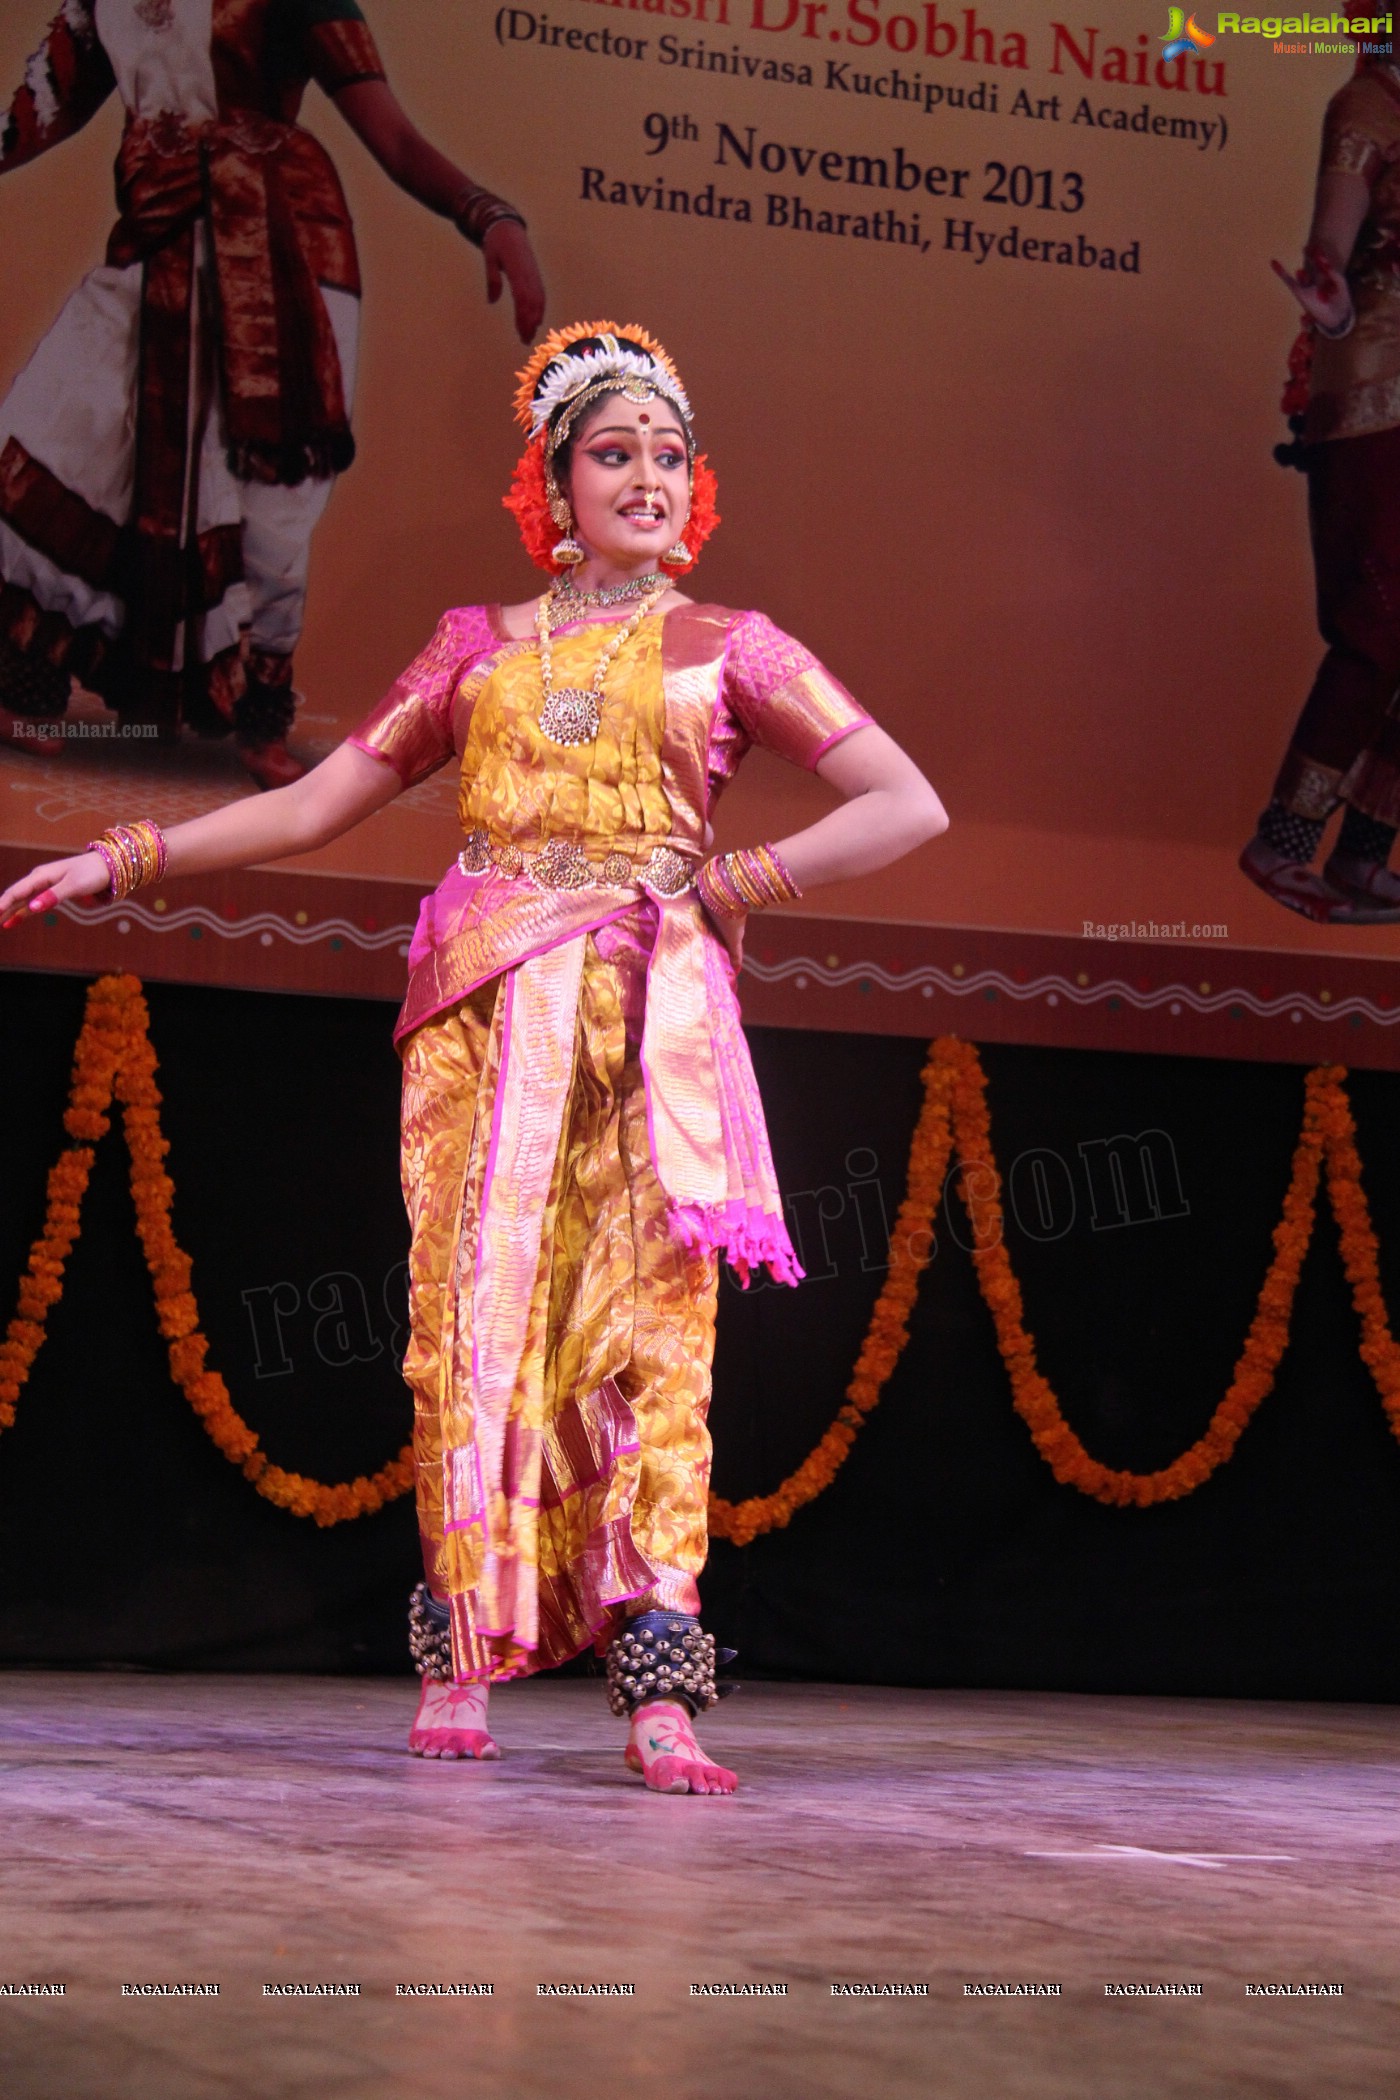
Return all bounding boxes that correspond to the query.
[2,966,1400,1699]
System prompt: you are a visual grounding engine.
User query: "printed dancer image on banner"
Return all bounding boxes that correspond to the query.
[1244,12,1400,923]
[0,0,543,789]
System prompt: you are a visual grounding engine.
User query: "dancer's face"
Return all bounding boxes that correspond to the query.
[561,394,690,575]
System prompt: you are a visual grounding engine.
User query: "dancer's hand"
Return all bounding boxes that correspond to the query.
[718,911,746,975]
[327,79,545,341]
[1272,245,1353,337]
[697,895,746,976]
[0,851,109,928]
[485,221,545,342]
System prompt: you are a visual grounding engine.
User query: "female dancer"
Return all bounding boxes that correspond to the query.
[1243,27,1400,920]
[0,323,946,1795]
[0,0,543,786]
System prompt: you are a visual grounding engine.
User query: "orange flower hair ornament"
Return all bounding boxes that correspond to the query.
[503,320,721,576]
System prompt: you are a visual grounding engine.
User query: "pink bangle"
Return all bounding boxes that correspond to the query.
[85,819,167,900]
[88,838,122,898]
[695,842,802,920]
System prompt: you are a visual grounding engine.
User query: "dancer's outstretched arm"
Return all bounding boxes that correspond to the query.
[332,79,545,342]
[0,744,400,924]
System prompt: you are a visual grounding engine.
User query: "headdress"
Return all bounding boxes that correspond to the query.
[514,321,694,453]
[504,320,720,576]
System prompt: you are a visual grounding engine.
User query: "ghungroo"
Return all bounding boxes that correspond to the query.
[605,1611,734,1718]
[408,1582,453,1681]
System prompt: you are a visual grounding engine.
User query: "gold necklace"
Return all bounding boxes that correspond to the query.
[535,579,668,747]
[553,571,662,610]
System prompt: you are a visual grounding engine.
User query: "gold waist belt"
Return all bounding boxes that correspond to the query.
[457,829,693,898]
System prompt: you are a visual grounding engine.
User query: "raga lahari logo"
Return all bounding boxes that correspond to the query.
[1193,9,1393,35]
[1162,9,1216,57]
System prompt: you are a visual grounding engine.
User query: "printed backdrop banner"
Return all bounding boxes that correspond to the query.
[0,1,1394,1065]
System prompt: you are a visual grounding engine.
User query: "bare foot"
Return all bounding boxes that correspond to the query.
[625,1700,737,1796]
[408,1679,499,1761]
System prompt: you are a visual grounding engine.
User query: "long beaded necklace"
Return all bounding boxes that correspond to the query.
[535,577,669,747]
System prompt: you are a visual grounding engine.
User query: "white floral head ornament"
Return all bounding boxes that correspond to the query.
[514,321,695,461]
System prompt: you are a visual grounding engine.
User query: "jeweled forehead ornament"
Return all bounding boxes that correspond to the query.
[514,323,696,465]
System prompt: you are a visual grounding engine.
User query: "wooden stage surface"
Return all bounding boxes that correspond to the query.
[1,1676,1395,2098]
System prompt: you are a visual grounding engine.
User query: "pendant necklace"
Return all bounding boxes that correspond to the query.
[535,576,668,747]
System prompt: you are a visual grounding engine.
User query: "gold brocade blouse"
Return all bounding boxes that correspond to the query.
[456,616,675,858]
[348,600,872,1042]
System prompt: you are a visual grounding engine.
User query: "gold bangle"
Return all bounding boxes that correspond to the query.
[695,843,802,920]
[85,820,168,902]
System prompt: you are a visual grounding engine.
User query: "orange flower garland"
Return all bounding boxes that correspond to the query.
[943,1037,1328,1508]
[0,979,124,1430]
[1320,1064,1400,1440]
[6,990,1400,1542]
[0,975,413,1526]
[708,1044,955,1545]
[710,1042,1400,1531]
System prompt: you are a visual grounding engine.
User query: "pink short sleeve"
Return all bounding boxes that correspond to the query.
[346,606,494,789]
[722,610,872,771]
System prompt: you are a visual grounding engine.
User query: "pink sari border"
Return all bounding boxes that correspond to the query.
[470,964,515,1402]
[809,715,874,765]
[345,731,400,773]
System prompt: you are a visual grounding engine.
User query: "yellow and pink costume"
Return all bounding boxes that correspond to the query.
[350,599,870,1684]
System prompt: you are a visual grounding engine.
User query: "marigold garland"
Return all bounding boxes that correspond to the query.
[1321,1065,1400,1440]
[709,1042,1400,1534]
[707,1044,955,1546]
[943,1037,1328,1508]
[6,991,1400,1541]
[0,975,413,1526]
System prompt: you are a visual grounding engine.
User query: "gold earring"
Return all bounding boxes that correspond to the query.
[545,463,584,566]
[661,539,693,568]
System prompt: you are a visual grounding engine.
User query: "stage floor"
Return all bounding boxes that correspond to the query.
[1,1676,1395,2100]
